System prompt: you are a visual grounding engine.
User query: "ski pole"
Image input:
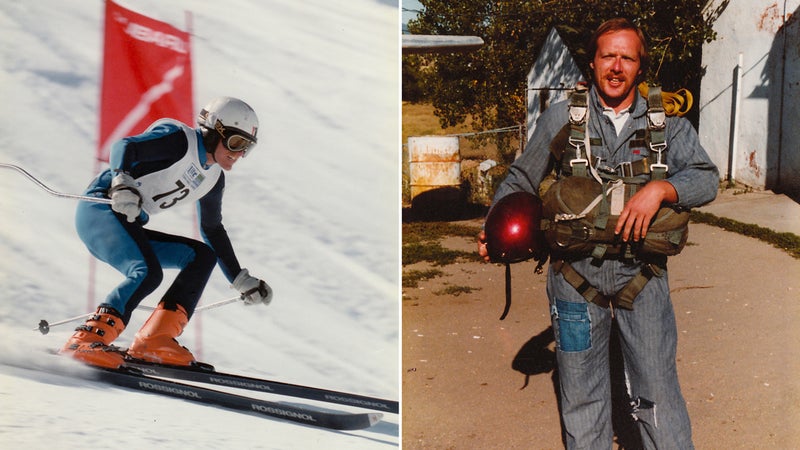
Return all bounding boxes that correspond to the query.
[190,295,244,312]
[34,313,94,335]
[34,295,245,335]
[0,162,111,204]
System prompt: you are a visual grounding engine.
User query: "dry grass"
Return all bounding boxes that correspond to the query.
[401,102,502,160]
[402,102,516,206]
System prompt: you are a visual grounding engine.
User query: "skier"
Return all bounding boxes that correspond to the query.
[60,97,273,369]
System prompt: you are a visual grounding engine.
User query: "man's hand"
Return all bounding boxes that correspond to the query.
[109,173,142,223]
[232,269,273,306]
[614,180,678,242]
[477,230,491,262]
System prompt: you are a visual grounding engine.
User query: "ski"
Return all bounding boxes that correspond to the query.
[91,366,383,430]
[122,358,399,414]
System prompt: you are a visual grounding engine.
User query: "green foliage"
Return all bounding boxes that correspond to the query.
[403,268,445,288]
[435,285,479,296]
[402,55,427,102]
[402,221,485,294]
[403,221,482,242]
[690,211,800,259]
[402,222,483,266]
[403,240,474,266]
[406,0,726,138]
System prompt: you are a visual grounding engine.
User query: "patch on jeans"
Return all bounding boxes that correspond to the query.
[552,298,591,352]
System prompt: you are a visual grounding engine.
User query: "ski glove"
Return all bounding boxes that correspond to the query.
[232,269,273,306]
[109,173,142,223]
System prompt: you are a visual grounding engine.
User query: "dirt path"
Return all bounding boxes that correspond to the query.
[402,220,800,449]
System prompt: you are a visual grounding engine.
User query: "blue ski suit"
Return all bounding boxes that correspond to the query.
[76,119,243,325]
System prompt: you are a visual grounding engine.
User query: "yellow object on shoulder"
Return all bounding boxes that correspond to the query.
[638,82,693,117]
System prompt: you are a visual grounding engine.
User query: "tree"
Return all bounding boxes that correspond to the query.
[406,0,727,160]
[402,55,426,103]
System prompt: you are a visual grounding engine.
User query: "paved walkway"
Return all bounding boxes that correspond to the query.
[696,188,800,236]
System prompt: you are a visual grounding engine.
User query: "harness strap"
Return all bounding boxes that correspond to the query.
[550,259,610,308]
[615,263,662,309]
[551,259,663,310]
[597,158,651,179]
[646,85,668,180]
[564,84,670,182]
[567,85,590,178]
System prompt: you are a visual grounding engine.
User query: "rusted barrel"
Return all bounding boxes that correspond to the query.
[408,136,460,201]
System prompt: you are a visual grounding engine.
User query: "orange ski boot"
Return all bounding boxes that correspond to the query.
[60,307,126,369]
[127,302,195,366]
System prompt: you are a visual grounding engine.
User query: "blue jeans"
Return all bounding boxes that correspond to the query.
[75,200,217,325]
[547,258,693,449]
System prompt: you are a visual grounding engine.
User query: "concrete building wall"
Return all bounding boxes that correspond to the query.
[699,0,799,199]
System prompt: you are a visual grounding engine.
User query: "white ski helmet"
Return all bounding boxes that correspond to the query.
[198,97,259,155]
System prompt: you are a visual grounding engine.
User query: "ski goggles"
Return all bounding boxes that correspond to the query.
[214,120,257,154]
[223,133,255,153]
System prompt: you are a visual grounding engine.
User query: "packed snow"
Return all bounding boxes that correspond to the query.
[0,0,400,448]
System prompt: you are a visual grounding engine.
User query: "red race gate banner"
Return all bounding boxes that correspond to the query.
[97,0,193,162]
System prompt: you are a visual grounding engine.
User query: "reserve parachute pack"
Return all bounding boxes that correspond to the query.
[540,84,690,261]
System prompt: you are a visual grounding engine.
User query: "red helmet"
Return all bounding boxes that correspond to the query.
[484,191,546,264]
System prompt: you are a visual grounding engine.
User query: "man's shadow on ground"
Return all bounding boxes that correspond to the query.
[512,322,643,449]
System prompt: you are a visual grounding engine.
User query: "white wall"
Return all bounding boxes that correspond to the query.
[526,28,584,142]
[699,0,799,197]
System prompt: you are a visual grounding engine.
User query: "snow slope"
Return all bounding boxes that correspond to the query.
[0,0,400,448]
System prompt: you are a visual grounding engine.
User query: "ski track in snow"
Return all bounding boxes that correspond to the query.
[0,0,399,448]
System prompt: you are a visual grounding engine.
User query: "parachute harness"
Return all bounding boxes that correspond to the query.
[548,83,687,311]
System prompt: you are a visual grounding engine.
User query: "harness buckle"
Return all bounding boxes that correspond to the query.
[617,161,634,178]
[568,135,584,148]
[598,165,615,175]
[649,141,667,153]
[554,213,587,222]
[569,158,588,167]
[647,108,666,130]
[569,106,587,125]
[649,163,669,174]
[555,225,591,247]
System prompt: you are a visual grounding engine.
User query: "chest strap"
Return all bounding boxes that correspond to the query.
[564,84,670,182]
[646,85,668,180]
[550,259,663,310]
[566,84,591,178]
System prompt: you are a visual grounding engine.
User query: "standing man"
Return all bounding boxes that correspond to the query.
[61,97,273,369]
[479,18,718,448]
